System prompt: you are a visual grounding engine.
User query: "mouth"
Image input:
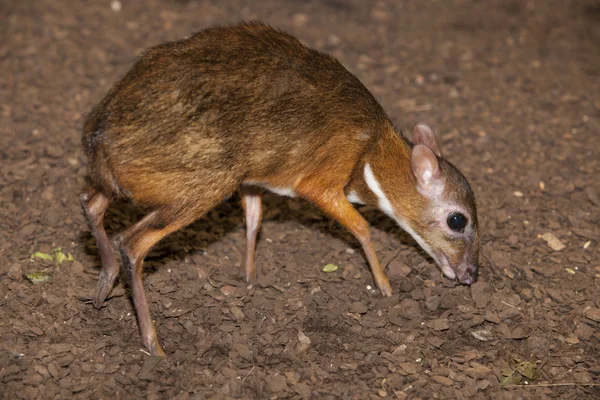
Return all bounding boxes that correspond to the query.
[435,252,456,280]
[435,252,478,285]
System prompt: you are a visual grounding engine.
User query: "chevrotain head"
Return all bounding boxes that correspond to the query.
[402,123,480,285]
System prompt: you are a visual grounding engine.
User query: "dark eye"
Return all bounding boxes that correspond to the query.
[447,213,467,232]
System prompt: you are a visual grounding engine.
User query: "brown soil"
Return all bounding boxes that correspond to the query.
[1,0,599,399]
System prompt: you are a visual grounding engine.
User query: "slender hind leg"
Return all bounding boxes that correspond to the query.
[80,189,120,308]
[117,208,197,356]
[118,197,233,356]
[240,186,263,282]
[297,185,393,297]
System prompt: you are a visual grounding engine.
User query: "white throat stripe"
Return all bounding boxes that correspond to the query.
[363,163,440,267]
[364,163,395,219]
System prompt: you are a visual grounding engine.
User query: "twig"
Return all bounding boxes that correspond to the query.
[139,348,151,356]
[503,382,600,388]
[501,301,518,309]
[240,365,255,384]
[381,248,401,269]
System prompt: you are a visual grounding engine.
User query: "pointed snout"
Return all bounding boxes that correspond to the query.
[456,264,478,286]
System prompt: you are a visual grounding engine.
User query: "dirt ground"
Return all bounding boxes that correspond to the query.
[1,0,599,398]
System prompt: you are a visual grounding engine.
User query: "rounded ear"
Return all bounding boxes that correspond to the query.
[412,122,442,157]
[411,144,443,196]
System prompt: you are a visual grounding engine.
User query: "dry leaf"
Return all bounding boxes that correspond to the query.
[539,232,565,251]
[296,330,311,353]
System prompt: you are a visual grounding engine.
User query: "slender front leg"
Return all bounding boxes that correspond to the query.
[297,187,392,296]
[80,189,121,308]
[240,186,263,282]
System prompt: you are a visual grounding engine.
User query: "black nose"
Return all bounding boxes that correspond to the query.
[471,265,479,281]
[458,265,478,286]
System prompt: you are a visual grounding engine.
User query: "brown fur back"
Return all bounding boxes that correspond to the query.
[83,22,393,207]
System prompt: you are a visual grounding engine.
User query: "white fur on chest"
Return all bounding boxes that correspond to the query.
[244,181,297,198]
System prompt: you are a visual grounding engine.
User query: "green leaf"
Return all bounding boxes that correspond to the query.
[55,251,67,264]
[31,252,53,261]
[67,253,74,261]
[501,368,514,377]
[516,362,538,380]
[24,271,52,284]
[500,372,521,386]
[322,264,339,273]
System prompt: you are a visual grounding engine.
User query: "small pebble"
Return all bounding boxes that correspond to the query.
[583,307,600,322]
[351,301,368,314]
[110,1,122,12]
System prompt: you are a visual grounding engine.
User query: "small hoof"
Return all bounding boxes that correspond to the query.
[377,281,393,297]
[92,297,104,309]
[148,342,166,357]
[241,270,256,284]
[93,281,113,309]
[92,287,108,309]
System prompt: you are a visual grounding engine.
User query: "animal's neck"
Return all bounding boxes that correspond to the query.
[346,127,422,225]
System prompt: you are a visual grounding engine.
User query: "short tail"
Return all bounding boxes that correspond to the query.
[82,110,122,198]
